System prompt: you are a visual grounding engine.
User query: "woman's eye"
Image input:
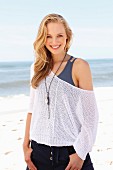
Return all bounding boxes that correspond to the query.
[47,36,51,38]
[58,35,63,37]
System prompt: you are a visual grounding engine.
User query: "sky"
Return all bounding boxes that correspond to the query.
[0,0,113,61]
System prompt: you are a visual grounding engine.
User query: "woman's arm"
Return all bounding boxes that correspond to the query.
[73,58,93,90]
[23,112,32,149]
[23,63,37,170]
[23,112,37,170]
[23,63,35,147]
[65,58,98,170]
[23,62,35,148]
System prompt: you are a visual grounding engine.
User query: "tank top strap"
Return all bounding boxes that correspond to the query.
[69,55,73,61]
[58,56,77,86]
[69,56,77,63]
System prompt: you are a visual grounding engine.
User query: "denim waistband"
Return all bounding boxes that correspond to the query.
[30,140,93,169]
[31,140,76,155]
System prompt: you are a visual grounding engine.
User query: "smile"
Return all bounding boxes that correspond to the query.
[50,45,61,49]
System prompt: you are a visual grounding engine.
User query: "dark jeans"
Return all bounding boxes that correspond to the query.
[26,140,94,170]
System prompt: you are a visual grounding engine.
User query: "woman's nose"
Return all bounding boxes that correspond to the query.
[51,37,58,44]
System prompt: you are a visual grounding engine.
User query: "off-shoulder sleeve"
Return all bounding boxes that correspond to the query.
[28,63,35,113]
[73,90,99,160]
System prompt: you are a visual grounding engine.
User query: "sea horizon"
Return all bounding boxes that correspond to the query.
[0,58,113,97]
[0,57,113,63]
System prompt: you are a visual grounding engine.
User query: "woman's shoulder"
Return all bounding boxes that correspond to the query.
[72,57,91,75]
[73,57,89,68]
[72,57,93,90]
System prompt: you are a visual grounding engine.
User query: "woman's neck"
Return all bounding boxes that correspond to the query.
[51,52,66,63]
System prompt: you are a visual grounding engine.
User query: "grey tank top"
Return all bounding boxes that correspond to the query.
[58,56,77,86]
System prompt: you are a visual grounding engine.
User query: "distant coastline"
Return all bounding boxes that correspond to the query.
[0,57,113,63]
[0,58,113,97]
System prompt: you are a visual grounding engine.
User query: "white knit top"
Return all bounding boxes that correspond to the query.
[28,64,99,160]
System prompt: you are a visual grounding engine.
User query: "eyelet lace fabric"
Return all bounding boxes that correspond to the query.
[28,64,99,160]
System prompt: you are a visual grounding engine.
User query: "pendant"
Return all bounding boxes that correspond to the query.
[45,96,48,104]
[45,93,50,105]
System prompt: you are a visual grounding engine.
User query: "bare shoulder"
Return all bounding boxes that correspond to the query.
[72,57,93,90]
[73,57,89,69]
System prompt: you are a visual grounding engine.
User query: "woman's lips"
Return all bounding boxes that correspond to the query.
[50,45,61,49]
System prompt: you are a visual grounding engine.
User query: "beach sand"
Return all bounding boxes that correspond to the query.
[0,87,113,170]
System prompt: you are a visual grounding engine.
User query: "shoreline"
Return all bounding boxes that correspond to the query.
[0,87,113,169]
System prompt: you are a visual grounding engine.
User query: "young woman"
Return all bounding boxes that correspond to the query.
[23,14,98,170]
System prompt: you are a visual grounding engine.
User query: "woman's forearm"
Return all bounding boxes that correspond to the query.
[23,112,32,148]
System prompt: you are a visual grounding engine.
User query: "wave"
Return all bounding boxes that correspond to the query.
[0,59,113,96]
[0,80,30,88]
[0,68,30,73]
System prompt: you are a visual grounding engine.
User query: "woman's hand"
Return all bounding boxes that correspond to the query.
[65,153,84,170]
[23,146,37,170]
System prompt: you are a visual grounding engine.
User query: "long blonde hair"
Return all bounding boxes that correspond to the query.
[31,13,73,88]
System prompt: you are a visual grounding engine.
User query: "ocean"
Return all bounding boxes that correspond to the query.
[0,58,113,97]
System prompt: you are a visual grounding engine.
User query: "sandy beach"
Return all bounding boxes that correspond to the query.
[0,87,113,170]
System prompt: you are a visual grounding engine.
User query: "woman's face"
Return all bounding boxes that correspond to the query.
[45,22,67,55]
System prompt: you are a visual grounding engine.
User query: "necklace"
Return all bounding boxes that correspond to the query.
[45,53,67,119]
